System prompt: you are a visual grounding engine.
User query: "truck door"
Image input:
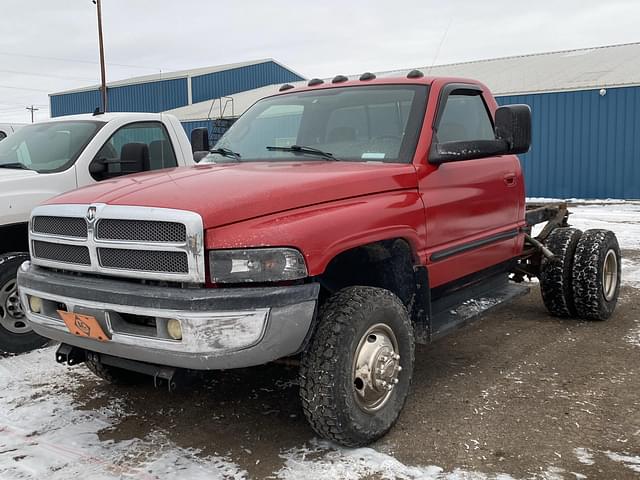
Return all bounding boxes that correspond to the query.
[80,121,179,183]
[419,84,524,288]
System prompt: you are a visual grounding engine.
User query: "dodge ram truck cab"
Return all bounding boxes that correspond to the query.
[0,112,206,353]
[18,72,621,446]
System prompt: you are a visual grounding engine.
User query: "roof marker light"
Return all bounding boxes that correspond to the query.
[332,75,348,83]
[279,84,294,91]
[359,72,376,81]
[407,69,424,79]
[308,78,324,86]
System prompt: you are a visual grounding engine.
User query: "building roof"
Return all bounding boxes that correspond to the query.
[49,58,305,96]
[403,42,640,96]
[165,83,301,121]
[169,42,640,121]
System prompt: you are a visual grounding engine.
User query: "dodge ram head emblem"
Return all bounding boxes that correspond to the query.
[86,206,97,222]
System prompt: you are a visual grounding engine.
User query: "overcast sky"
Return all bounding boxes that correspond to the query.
[1,0,639,123]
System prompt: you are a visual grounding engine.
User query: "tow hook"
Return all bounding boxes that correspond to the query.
[56,344,87,366]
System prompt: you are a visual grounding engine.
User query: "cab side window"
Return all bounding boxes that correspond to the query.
[436,92,495,143]
[91,122,177,180]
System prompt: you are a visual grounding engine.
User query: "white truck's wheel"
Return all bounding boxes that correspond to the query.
[0,253,48,353]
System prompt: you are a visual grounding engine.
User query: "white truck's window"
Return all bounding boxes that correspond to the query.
[94,121,177,175]
[0,121,102,173]
[437,93,495,143]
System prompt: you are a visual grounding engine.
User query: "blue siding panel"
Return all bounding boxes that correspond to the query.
[50,78,189,117]
[191,61,304,104]
[50,89,102,117]
[107,78,188,112]
[498,86,640,199]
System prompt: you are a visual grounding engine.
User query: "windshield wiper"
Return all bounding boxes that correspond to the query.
[266,145,336,161]
[0,162,31,170]
[209,147,241,161]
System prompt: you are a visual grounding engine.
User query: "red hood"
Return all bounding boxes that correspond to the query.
[48,162,418,228]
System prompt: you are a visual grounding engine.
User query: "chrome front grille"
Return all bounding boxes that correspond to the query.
[32,216,88,238]
[96,219,186,242]
[32,240,91,265]
[98,248,189,273]
[29,204,204,283]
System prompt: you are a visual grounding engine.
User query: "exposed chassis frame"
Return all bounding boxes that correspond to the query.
[512,202,570,281]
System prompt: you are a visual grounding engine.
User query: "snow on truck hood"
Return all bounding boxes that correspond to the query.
[46,162,418,228]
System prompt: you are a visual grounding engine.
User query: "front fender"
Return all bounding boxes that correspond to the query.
[205,190,426,276]
[0,168,77,226]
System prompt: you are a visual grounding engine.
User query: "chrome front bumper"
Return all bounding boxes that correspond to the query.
[18,262,319,370]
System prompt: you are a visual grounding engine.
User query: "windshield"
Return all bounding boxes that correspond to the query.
[0,120,103,173]
[207,85,428,164]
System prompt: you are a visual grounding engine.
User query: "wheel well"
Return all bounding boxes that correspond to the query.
[0,223,29,256]
[317,239,424,322]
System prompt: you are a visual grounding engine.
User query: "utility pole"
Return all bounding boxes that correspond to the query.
[26,105,39,123]
[93,0,108,112]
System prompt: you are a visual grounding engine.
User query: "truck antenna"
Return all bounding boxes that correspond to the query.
[427,17,452,74]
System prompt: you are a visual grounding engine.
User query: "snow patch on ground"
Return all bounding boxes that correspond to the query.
[604,451,640,473]
[573,447,594,465]
[566,204,640,251]
[625,322,640,348]
[622,258,640,288]
[527,198,636,205]
[277,440,517,480]
[530,203,640,251]
[0,347,247,480]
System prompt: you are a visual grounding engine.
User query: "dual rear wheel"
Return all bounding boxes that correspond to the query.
[540,228,621,320]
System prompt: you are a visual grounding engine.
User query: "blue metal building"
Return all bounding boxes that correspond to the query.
[49,59,304,117]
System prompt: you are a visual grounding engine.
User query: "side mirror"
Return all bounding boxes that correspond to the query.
[495,104,531,155]
[89,159,107,175]
[429,139,510,164]
[190,128,209,153]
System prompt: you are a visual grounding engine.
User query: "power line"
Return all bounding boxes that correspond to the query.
[0,102,48,108]
[0,51,161,71]
[0,84,50,92]
[0,68,98,82]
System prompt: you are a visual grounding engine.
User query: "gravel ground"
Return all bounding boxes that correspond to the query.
[1,204,639,479]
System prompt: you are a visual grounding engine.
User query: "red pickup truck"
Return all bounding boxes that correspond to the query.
[17,71,621,446]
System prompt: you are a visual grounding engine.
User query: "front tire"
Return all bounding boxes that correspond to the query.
[572,229,621,321]
[0,253,49,354]
[299,286,414,447]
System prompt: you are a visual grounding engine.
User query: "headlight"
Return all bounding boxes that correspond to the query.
[209,248,307,283]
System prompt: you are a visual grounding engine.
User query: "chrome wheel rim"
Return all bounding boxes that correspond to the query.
[602,249,618,302]
[352,323,401,413]
[0,278,31,334]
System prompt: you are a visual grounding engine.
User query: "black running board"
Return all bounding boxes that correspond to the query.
[430,276,530,340]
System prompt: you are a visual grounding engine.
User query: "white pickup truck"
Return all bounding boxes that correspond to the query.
[0,112,206,353]
[0,123,25,141]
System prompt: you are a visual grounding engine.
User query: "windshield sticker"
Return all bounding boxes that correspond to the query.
[361,152,386,160]
[274,137,296,147]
